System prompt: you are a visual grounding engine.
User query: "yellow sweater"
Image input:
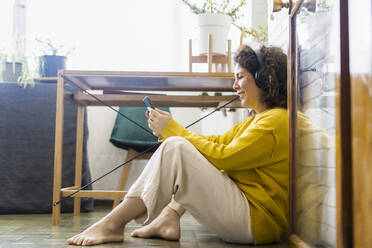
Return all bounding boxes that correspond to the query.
[161,108,289,244]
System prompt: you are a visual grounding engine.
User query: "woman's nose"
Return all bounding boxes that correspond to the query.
[233,79,239,90]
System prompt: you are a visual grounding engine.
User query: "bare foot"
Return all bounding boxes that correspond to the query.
[131,206,180,241]
[67,218,124,246]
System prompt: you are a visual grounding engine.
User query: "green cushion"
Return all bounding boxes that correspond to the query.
[109,107,170,152]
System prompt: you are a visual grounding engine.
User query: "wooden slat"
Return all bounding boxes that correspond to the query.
[62,70,234,79]
[60,70,235,92]
[33,77,58,83]
[208,34,213,73]
[77,85,234,92]
[52,73,65,226]
[71,94,241,108]
[73,104,85,216]
[227,40,231,72]
[61,189,127,198]
[191,55,229,64]
[61,186,79,191]
[189,39,193,72]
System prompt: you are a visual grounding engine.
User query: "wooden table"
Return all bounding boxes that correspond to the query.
[52,70,238,225]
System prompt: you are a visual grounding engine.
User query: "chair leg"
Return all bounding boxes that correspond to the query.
[112,148,136,209]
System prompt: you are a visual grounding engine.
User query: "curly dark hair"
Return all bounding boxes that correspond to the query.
[234,45,287,109]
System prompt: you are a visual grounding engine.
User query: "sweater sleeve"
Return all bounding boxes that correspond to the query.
[199,121,244,145]
[162,119,276,171]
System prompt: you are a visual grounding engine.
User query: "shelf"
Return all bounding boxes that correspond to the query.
[67,92,241,108]
[34,77,58,83]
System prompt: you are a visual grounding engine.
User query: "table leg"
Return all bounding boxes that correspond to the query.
[73,104,85,216]
[52,73,65,226]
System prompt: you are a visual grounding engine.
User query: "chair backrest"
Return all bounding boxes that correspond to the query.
[110,106,170,153]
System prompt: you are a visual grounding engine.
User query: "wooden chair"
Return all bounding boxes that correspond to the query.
[109,106,167,209]
[112,148,153,208]
[189,34,232,73]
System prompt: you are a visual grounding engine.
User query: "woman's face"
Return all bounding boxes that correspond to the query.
[233,64,263,110]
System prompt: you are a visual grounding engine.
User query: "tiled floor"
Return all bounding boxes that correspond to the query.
[0,202,288,248]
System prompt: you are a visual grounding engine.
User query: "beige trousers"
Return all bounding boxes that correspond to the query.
[125,137,254,244]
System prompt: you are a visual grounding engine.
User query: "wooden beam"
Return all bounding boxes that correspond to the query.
[61,189,127,198]
[52,72,65,226]
[73,104,85,216]
[71,94,241,108]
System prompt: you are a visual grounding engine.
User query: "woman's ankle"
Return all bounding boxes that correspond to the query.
[100,215,126,233]
[163,206,180,218]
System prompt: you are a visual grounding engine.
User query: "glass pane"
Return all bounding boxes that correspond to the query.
[295,0,338,247]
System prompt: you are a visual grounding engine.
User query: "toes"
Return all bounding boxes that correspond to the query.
[67,235,80,245]
[131,229,143,237]
[82,237,90,246]
[68,234,77,243]
[67,237,73,244]
[76,236,85,246]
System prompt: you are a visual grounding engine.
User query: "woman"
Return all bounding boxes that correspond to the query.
[68,45,288,246]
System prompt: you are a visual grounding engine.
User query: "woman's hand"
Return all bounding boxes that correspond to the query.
[146,108,172,139]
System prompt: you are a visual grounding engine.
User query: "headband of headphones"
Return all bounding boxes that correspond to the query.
[254,48,264,68]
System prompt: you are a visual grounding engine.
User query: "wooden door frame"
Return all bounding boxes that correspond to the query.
[287,0,353,247]
[288,0,304,245]
[337,0,353,247]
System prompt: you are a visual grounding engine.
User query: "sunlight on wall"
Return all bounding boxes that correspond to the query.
[0,0,13,52]
[26,0,197,71]
[2,0,245,72]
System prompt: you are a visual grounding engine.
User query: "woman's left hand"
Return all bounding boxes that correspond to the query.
[147,108,173,138]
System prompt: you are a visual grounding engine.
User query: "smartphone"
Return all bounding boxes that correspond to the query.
[143,96,155,109]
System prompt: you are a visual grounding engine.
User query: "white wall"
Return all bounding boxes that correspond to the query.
[87,105,205,191]
[87,1,269,192]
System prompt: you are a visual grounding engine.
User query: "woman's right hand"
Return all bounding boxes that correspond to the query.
[145,108,171,139]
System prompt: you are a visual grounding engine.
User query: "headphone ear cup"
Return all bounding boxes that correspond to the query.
[254,49,264,89]
[254,71,263,89]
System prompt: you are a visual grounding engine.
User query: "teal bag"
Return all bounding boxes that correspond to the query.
[109,107,170,152]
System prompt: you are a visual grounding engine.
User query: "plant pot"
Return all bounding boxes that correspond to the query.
[196,13,232,55]
[1,62,23,82]
[38,55,67,77]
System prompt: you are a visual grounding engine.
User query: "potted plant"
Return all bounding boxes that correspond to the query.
[0,39,35,87]
[0,53,22,82]
[181,0,248,55]
[36,38,74,77]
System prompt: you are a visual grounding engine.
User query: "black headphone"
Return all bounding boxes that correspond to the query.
[254,49,264,89]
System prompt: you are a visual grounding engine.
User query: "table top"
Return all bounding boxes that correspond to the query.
[36,70,241,108]
[58,70,235,92]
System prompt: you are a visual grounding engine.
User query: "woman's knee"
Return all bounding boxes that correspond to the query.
[161,136,192,151]
[160,137,197,166]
